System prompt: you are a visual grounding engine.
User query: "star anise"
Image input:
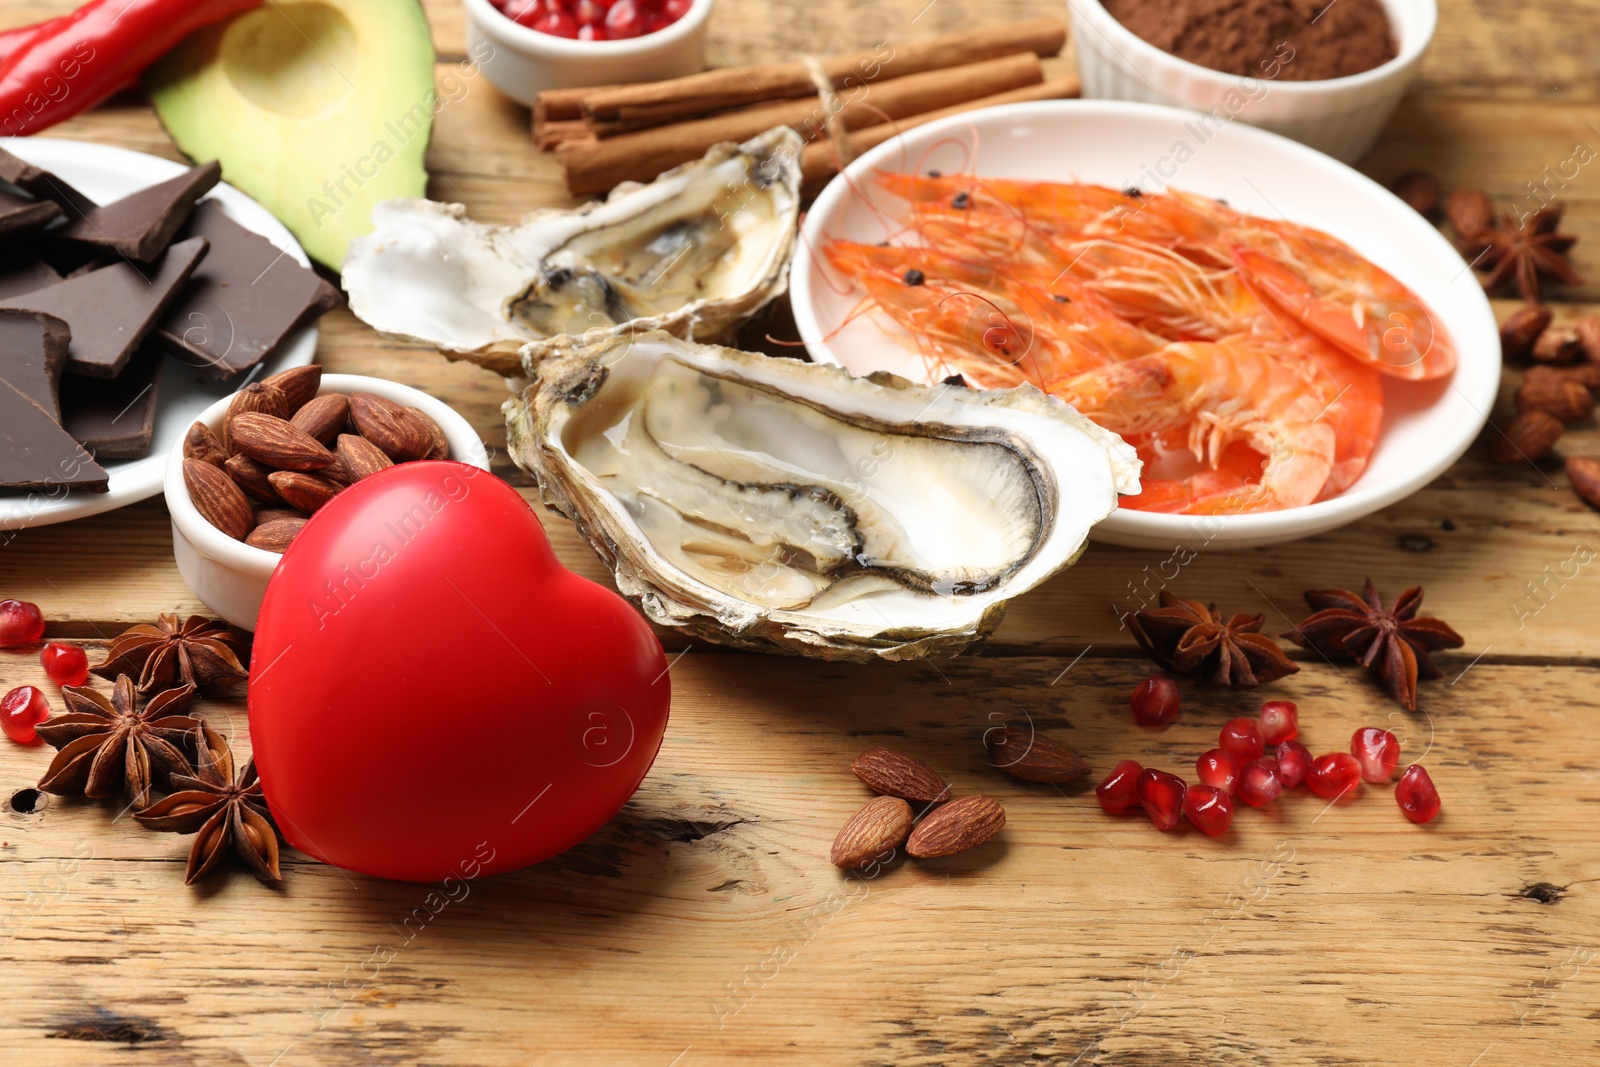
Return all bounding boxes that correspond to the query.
[1463,203,1583,303]
[91,614,250,694]
[1128,590,1300,689]
[134,725,282,885]
[35,677,201,808]
[1282,579,1464,711]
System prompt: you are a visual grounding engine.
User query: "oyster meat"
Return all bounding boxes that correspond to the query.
[342,128,801,377]
[507,332,1141,661]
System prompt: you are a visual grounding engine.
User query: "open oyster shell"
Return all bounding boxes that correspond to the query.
[342,127,801,377]
[505,332,1141,661]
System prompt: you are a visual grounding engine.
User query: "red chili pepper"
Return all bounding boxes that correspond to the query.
[0,18,68,67]
[0,0,262,138]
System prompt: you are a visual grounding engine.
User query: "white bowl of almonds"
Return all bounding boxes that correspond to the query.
[165,369,490,630]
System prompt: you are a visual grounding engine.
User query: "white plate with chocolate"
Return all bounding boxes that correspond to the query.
[0,137,340,532]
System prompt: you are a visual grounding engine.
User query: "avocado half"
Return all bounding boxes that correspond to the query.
[147,0,435,269]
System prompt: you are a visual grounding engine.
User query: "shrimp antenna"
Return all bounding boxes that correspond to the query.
[764,297,877,347]
[934,290,1040,379]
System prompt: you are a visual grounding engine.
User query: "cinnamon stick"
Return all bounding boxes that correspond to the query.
[535,118,594,152]
[579,17,1066,127]
[799,77,1082,198]
[556,52,1044,196]
[532,83,623,129]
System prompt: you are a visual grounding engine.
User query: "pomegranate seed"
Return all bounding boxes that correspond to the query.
[604,0,645,36]
[1129,674,1179,725]
[1138,768,1186,831]
[1182,785,1234,836]
[573,0,606,25]
[1236,758,1283,807]
[1218,717,1264,764]
[1275,740,1311,789]
[0,685,50,744]
[1306,752,1362,799]
[40,641,88,687]
[577,22,606,39]
[1195,748,1240,794]
[662,0,691,18]
[0,599,46,647]
[533,9,579,34]
[1351,727,1401,783]
[505,0,542,24]
[1395,764,1441,824]
[1095,759,1143,814]
[1259,700,1298,744]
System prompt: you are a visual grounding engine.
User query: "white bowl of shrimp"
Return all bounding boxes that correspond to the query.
[790,100,1500,551]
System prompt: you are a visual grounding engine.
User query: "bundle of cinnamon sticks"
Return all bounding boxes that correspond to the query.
[533,17,1079,198]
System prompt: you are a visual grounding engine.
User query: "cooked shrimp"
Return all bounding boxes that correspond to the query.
[1053,339,1338,512]
[822,241,1165,388]
[1227,224,1456,381]
[878,173,1242,265]
[1118,440,1269,514]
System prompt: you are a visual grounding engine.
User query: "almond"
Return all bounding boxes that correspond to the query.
[1390,170,1439,219]
[221,381,289,447]
[1528,363,1600,392]
[1532,325,1583,365]
[268,471,344,513]
[336,433,394,481]
[1491,410,1563,464]
[245,517,306,554]
[1499,305,1552,362]
[985,725,1091,784]
[1445,188,1495,239]
[184,459,255,541]
[850,748,951,803]
[349,393,431,460]
[830,796,912,870]
[224,454,284,504]
[1577,316,1600,364]
[905,795,1005,859]
[183,421,228,467]
[1568,456,1600,510]
[260,365,322,414]
[1516,376,1594,424]
[412,408,450,460]
[229,412,336,472]
[254,507,307,525]
[288,393,350,445]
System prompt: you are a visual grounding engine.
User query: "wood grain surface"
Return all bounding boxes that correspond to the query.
[3,0,1600,1064]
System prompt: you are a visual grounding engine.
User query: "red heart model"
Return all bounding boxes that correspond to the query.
[249,461,671,882]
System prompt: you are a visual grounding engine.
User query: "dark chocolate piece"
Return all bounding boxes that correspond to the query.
[60,344,166,460]
[0,377,109,493]
[157,200,339,379]
[0,145,97,219]
[0,188,60,237]
[58,161,221,263]
[27,232,105,279]
[0,308,72,420]
[0,248,63,303]
[0,235,208,379]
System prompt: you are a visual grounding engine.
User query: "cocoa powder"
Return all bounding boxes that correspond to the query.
[1103,0,1397,81]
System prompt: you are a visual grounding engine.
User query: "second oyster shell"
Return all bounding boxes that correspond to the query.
[506,332,1141,661]
[342,128,802,377]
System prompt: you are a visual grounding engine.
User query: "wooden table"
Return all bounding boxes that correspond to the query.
[3,1,1599,1063]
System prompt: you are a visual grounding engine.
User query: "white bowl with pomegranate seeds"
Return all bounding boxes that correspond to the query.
[164,375,489,632]
[465,0,712,104]
[791,101,1501,551]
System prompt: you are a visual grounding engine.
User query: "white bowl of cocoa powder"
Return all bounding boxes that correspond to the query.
[1067,0,1435,162]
